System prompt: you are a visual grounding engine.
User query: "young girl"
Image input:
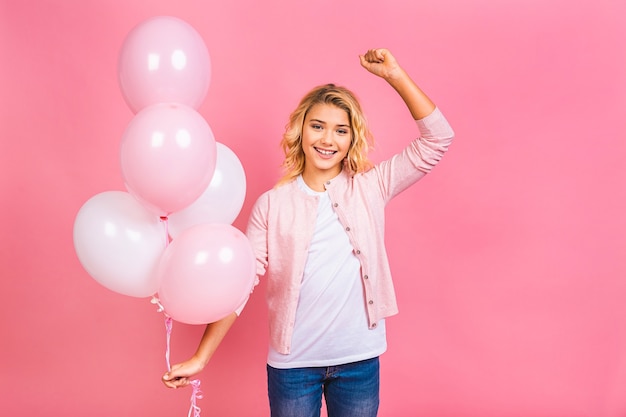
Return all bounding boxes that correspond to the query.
[163,48,455,416]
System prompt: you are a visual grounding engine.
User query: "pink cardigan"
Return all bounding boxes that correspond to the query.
[244,107,454,354]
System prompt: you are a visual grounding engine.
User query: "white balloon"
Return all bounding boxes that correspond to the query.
[168,142,246,238]
[73,191,166,297]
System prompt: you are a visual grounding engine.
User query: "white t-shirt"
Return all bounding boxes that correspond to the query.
[267,175,386,369]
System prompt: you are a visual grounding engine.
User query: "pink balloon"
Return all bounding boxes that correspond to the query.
[168,143,247,238]
[120,103,217,217]
[118,16,211,113]
[157,223,256,324]
[73,191,166,298]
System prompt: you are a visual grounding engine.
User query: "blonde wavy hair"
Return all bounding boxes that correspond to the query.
[277,83,373,186]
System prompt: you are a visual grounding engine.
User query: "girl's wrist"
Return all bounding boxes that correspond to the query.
[192,353,210,368]
[385,67,411,87]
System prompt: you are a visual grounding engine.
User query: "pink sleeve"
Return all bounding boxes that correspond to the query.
[373,107,455,201]
[236,192,270,315]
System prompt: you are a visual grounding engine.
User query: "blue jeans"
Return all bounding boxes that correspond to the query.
[267,357,380,417]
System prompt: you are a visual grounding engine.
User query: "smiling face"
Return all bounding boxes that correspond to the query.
[300,103,352,190]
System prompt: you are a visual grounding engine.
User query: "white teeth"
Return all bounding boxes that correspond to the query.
[316,148,336,155]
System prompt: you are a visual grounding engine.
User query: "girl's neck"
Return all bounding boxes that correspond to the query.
[301,167,342,192]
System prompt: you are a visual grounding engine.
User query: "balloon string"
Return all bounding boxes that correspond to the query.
[160,216,170,248]
[153,218,203,417]
[162,313,203,417]
[188,380,203,417]
[165,315,173,372]
[158,217,172,372]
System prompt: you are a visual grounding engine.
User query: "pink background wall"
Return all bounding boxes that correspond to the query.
[2,0,625,416]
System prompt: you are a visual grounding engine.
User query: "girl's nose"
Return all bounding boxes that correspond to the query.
[320,130,332,144]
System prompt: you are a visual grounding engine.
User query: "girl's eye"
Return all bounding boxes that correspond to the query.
[311,124,323,130]
[337,129,349,135]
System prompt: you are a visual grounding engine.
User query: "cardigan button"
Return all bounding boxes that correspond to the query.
[345,227,350,232]
[355,250,361,254]
[333,203,338,207]
[363,275,369,279]
[371,323,377,328]
[368,300,374,305]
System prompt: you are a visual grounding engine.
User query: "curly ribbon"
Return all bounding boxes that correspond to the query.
[154,216,203,417]
[188,379,203,417]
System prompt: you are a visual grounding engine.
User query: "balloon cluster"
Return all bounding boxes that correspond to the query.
[73,16,255,325]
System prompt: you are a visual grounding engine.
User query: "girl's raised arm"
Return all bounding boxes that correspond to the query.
[359,48,435,120]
